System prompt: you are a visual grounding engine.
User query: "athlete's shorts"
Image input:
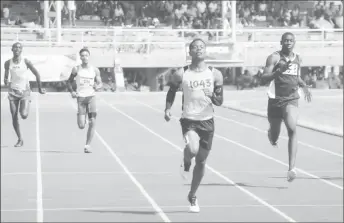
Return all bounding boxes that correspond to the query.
[267,98,298,119]
[8,88,31,101]
[180,118,215,150]
[77,96,97,118]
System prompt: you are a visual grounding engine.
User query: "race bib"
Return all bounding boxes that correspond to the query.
[79,77,94,87]
[188,78,212,90]
[282,64,298,76]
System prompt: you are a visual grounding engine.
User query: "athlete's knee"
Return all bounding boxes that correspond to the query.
[195,154,207,166]
[20,112,28,119]
[77,116,86,129]
[12,113,19,122]
[185,131,199,154]
[88,117,96,127]
[286,125,297,137]
[88,112,97,121]
[78,122,85,129]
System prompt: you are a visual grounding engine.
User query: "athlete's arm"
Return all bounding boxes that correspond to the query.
[297,56,312,102]
[261,54,281,84]
[164,68,183,121]
[208,68,224,106]
[3,60,10,86]
[94,67,103,91]
[165,68,183,111]
[25,59,45,94]
[67,66,78,95]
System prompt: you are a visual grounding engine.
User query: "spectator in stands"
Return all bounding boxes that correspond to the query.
[290,4,302,27]
[67,0,76,27]
[124,3,135,27]
[2,4,10,20]
[174,4,186,28]
[112,3,124,26]
[100,2,111,26]
[309,8,334,29]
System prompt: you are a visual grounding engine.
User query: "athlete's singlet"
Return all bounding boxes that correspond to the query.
[75,65,96,97]
[267,51,301,101]
[8,58,30,94]
[181,66,215,121]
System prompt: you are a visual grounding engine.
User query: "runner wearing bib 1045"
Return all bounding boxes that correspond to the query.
[164,38,224,213]
[67,48,102,153]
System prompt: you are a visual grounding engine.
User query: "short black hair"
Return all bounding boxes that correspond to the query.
[281,32,295,41]
[79,47,90,55]
[12,42,22,48]
[189,38,206,51]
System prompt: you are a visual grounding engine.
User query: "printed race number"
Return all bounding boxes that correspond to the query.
[282,64,298,76]
[80,78,94,87]
[188,79,212,89]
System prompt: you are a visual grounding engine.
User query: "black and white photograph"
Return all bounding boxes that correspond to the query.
[0,0,343,222]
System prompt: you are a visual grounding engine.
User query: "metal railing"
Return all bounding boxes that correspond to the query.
[1,27,343,45]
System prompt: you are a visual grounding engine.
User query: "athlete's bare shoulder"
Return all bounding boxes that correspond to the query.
[212,68,223,85]
[71,65,79,75]
[170,67,183,86]
[264,52,280,69]
[4,59,11,69]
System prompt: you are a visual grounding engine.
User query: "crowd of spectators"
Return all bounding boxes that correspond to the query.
[2,1,343,29]
[237,0,343,28]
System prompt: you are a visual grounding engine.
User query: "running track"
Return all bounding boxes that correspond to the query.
[1,92,343,222]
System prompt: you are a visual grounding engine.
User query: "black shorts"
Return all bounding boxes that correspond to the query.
[180,118,215,150]
[267,98,298,119]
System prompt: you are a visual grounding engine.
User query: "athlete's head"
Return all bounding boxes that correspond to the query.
[79,48,90,64]
[189,38,206,60]
[12,42,22,57]
[280,32,295,52]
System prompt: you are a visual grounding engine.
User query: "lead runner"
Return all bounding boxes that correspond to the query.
[164,38,224,213]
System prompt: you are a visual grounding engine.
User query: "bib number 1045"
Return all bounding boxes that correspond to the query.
[80,78,94,87]
[189,79,212,89]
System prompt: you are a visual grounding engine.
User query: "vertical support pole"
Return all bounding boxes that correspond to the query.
[231,0,236,43]
[56,0,62,43]
[44,0,49,39]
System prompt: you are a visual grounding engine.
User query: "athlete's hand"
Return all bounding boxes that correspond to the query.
[302,86,312,103]
[164,109,172,122]
[277,60,292,74]
[203,88,213,98]
[38,88,46,94]
[71,91,78,98]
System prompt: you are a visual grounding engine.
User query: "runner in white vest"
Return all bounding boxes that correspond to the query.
[3,42,46,147]
[67,48,102,153]
[164,38,224,213]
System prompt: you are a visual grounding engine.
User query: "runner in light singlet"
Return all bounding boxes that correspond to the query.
[3,42,46,147]
[164,38,224,213]
[67,48,102,153]
[261,32,312,182]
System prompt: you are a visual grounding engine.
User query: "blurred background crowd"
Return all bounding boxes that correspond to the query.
[1,1,342,29]
[1,0,343,92]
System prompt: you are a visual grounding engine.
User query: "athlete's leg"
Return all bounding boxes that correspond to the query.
[9,97,23,146]
[268,116,282,145]
[84,96,97,153]
[189,123,214,198]
[283,103,299,181]
[77,97,87,129]
[183,130,199,167]
[267,99,283,146]
[19,99,31,120]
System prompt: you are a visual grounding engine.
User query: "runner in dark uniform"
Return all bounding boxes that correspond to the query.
[261,32,312,182]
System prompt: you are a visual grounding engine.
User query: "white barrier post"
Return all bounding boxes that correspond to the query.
[231,0,236,43]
